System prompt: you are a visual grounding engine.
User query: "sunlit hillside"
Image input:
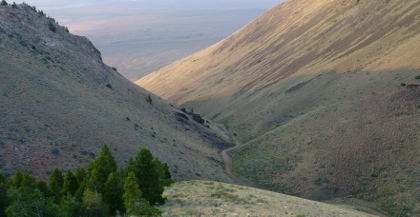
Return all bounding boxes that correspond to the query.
[137,0,420,215]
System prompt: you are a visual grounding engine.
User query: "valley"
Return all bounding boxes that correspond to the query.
[1,0,420,216]
[137,0,420,215]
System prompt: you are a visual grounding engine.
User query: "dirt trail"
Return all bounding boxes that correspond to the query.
[219,125,389,217]
[219,125,251,186]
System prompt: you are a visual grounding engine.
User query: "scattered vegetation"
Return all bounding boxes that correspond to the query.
[0,145,173,216]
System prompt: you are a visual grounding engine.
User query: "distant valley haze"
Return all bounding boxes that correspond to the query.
[23,0,283,80]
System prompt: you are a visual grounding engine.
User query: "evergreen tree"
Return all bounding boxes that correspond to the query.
[6,188,59,217]
[132,148,165,205]
[10,169,23,189]
[49,168,64,202]
[127,157,136,174]
[103,172,124,214]
[86,145,117,193]
[62,170,79,197]
[123,172,157,216]
[59,197,83,217]
[0,171,9,217]
[36,179,51,197]
[74,167,86,201]
[153,158,174,186]
[82,188,107,217]
[18,170,36,194]
[0,0,8,6]
[74,167,86,184]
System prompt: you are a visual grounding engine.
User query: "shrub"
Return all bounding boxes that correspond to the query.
[48,21,56,32]
[51,148,60,155]
[147,94,152,104]
[0,0,8,6]
[415,75,420,80]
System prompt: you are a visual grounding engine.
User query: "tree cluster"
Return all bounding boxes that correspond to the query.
[0,145,173,217]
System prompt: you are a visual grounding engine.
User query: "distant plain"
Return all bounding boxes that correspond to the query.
[23,0,283,80]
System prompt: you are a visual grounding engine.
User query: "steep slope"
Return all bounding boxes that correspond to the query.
[0,3,234,183]
[137,0,420,215]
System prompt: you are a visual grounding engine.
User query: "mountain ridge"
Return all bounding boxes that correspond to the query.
[0,3,234,184]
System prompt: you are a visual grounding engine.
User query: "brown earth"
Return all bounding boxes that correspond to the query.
[136,0,420,215]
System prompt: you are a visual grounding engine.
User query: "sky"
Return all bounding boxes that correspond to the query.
[22,0,284,80]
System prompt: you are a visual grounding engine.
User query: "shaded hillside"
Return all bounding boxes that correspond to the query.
[137,0,420,215]
[0,3,234,183]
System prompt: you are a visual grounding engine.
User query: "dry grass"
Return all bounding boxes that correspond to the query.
[160,180,378,217]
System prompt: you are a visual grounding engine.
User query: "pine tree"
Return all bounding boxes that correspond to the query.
[0,171,9,217]
[74,167,86,184]
[49,168,64,202]
[82,188,107,217]
[62,170,79,197]
[18,170,36,194]
[6,188,59,217]
[36,179,51,197]
[153,158,174,186]
[59,197,83,217]
[123,172,150,216]
[103,172,124,214]
[86,145,117,192]
[10,169,23,189]
[127,157,136,173]
[132,148,165,205]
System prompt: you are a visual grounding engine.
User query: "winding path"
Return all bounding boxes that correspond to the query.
[219,125,251,186]
[219,125,389,216]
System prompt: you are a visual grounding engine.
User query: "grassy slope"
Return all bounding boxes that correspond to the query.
[0,4,234,183]
[136,0,420,215]
[161,180,378,217]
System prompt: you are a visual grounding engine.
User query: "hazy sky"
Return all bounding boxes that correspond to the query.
[22,0,284,80]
